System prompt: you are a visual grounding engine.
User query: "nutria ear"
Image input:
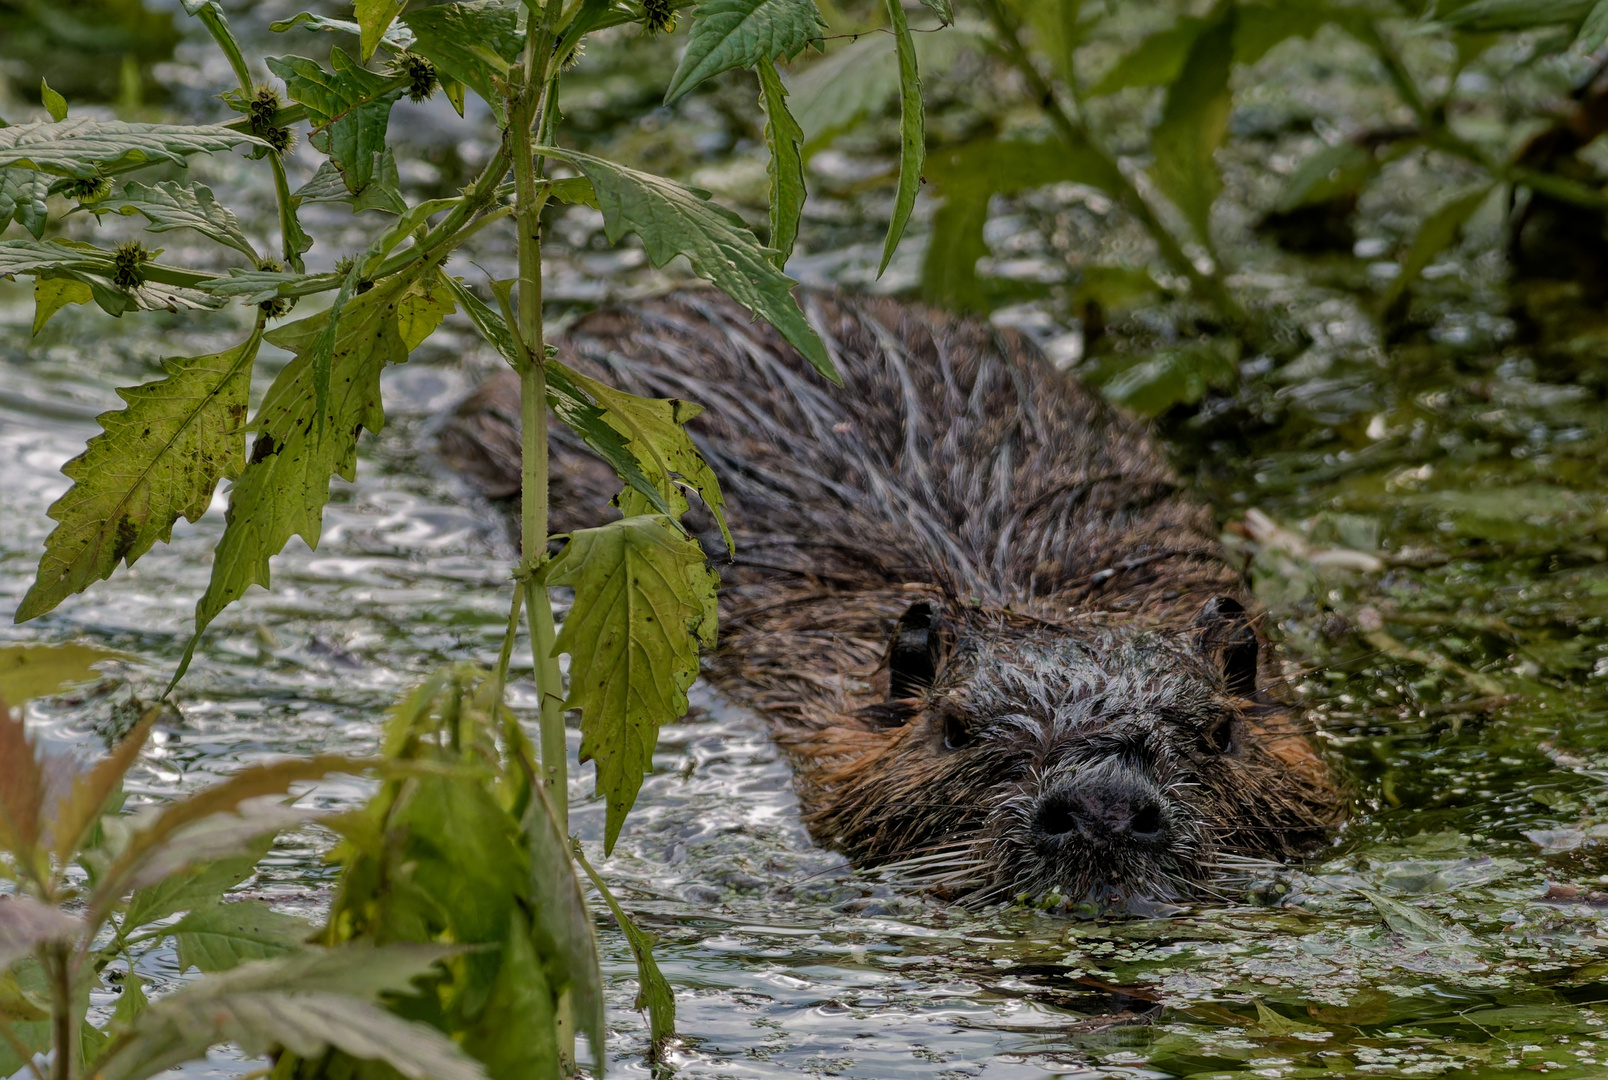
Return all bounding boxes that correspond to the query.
[1194,596,1258,695]
[887,600,941,699]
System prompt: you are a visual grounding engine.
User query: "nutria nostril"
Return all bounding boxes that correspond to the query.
[1036,768,1168,849]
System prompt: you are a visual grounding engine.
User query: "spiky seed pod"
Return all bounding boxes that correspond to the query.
[255,259,294,318]
[249,86,294,154]
[642,0,675,35]
[397,53,438,102]
[112,241,150,291]
[64,174,111,203]
[333,255,357,277]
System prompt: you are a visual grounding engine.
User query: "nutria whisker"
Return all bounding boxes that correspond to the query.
[439,289,1346,912]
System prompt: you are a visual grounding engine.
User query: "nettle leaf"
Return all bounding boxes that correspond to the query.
[95,181,258,260]
[0,119,266,180]
[461,917,559,1080]
[664,0,826,104]
[544,148,837,383]
[123,835,275,930]
[179,272,449,671]
[267,51,405,196]
[272,11,416,52]
[921,136,1123,312]
[757,57,804,269]
[574,845,675,1049]
[918,0,952,23]
[402,2,524,122]
[0,168,49,239]
[561,363,733,553]
[353,0,408,61]
[879,0,923,277]
[546,514,720,853]
[1148,9,1236,245]
[33,278,93,333]
[1441,0,1592,32]
[90,946,483,1080]
[522,785,604,1068]
[16,328,263,623]
[171,900,312,972]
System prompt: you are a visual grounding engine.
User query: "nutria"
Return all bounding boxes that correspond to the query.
[439,290,1344,911]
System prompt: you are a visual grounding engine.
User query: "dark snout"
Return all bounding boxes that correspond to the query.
[1033,762,1170,853]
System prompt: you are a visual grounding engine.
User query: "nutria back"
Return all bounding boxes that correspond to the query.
[441,290,1343,910]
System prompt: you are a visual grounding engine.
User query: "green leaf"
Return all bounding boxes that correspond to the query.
[462,916,560,1080]
[1275,140,1381,212]
[1088,16,1205,96]
[0,643,124,705]
[878,0,923,277]
[1148,8,1237,245]
[1441,0,1593,32]
[16,328,262,623]
[543,147,837,383]
[0,119,266,180]
[48,710,156,864]
[108,970,149,1032]
[271,11,416,52]
[1581,0,1608,47]
[1382,183,1495,312]
[521,784,604,1069]
[95,180,258,259]
[1100,343,1237,416]
[0,896,80,970]
[789,29,978,151]
[664,0,826,104]
[32,278,92,333]
[401,2,524,122]
[39,79,67,123]
[90,946,484,1080]
[757,57,805,269]
[561,363,734,553]
[122,836,276,929]
[1357,889,1455,942]
[921,136,1124,311]
[917,0,953,23]
[573,842,676,1050]
[0,168,49,238]
[353,0,407,61]
[171,900,312,972]
[546,514,720,853]
[266,51,405,195]
[178,272,440,675]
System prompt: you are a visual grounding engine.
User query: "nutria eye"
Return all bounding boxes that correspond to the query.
[943,711,977,751]
[1201,715,1234,754]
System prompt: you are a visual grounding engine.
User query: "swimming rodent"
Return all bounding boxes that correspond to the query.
[439,290,1345,912]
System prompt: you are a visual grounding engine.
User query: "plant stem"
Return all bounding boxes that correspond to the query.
[974,0,1249,330]
[47,945,70,1080]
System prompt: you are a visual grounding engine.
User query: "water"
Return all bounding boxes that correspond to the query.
[6,4,1608,1077]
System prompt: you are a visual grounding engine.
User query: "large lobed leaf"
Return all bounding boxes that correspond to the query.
[546,514,719,853]
[542,148,837,383]
[0,119,266,180]
[95,181,258,260]
[402,1,524,123]
[171,899,312,972]
[267,50,405,195]
[664,0,825,104]
[16,329,263,623]
[0,169,49,239]
[179,271,451,673]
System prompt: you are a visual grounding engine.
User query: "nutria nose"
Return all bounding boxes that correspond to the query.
[1034,766,1167,848]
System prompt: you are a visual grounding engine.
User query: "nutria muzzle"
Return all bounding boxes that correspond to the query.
[438,290,1347,911]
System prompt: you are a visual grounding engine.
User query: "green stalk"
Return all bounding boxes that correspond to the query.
[974,0,1248,330]
[47,944,70,1080]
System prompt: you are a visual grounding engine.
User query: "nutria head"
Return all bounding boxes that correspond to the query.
[803,597,1341,914]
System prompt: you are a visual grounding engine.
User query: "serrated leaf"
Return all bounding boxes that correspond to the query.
[0,896,79,971]
[179,272,437,673]
[1441,0,1592,32]
[127,797,317,891]
[354,0,407,61]
[921,136,1124,311]
[543,148,837,383]
[546,514,719,853]
[123,835,276,930]
[32,278,92,333]
[272,11,416,51]
[878,0,923,277]
[267,51,404,195]
[918,0,952,22]
[462,916,560,1080]
[108,970,148,1032]
[95,181,258,259]
[171,900,312,972]
[197,268,327,303]
[402,2,524,123]
[0,168,49,238]
[0,119,266,180]
[757,57,804,269]
[39,80,67,123]
[90,947,484,1080]
[522,784,604,1069]
[574,843,675,1049]
[664,0,825,104]
[1148,9,1236,245]
[1382,183,1495,312]
[16,329,262,623]
[561,363,733,553]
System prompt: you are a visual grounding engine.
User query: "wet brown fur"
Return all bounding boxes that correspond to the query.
[440,290,1345,906]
